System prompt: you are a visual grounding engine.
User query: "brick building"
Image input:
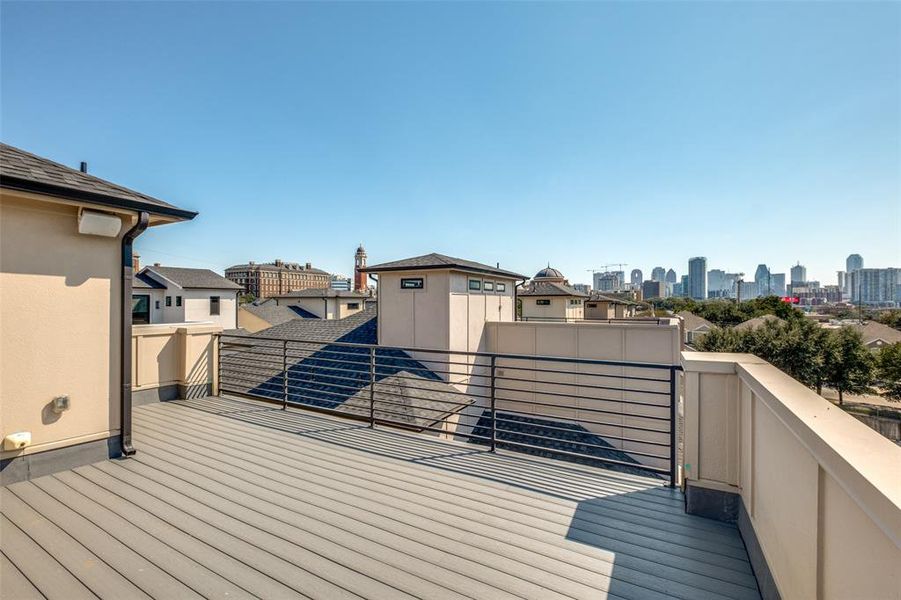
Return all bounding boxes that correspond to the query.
[225,259,330,299]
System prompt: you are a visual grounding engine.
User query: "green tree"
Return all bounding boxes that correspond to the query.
[876,343,901,401]
[695,318,830,392]
[238,293,256,305]
[822,327,875,405]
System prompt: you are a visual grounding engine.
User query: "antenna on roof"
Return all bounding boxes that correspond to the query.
[80,162,88,173]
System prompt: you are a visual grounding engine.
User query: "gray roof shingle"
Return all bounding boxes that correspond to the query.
[0,143,196,220]
[518,282,587,297]
[363,253,525,279]
[274,289,368,299]
[252,304,378,344]
[240,303,304,327]
[133,272,166,289]
[143,266,241,290]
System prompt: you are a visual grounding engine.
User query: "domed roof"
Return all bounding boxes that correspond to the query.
[356,244,366,253]
[534,266,564,280]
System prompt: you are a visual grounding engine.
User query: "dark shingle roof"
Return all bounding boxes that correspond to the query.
[254,305,378,344]
[274,289,368,299]
[133,272,166,289]
[676,311,715,331]
[143,266,241,290]
[221,305,472,429]
[240,303,303,327]
[588,292,638,305]
[0,143,196,220]
[854,321,901,346]
[287,306,320,319]
[518,282,587,297]
[363,253,525,279]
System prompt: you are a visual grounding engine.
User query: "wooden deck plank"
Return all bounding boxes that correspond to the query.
[0,516,93,600]
[131,443,630,600]
[9,481,203,600]
[1,489,149,600]
[140,403,747,557]
[63,467,310,600]
[1,549,46,600]
[106,458,497,600]
[137,403,758,590]
[1,396,760,600]
[30,475,255,600]
[134,402,758,600]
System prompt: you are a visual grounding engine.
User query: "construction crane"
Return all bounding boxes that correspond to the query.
[586,263,628,275]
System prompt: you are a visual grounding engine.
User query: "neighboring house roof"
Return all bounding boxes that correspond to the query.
[587,292,638,305]
[676,311,715,331]
[362,253,525,279]
[133,272,166,289]
[223,305,469,431]
[735,315,784,331]
[853,321,901,347]
[254,305,378,344]
[240,303,303,328]
[518,282,587,297]
[274,289,368,299]
[0,143,196,220]
[142,266,241,290]
[287,306,320,319]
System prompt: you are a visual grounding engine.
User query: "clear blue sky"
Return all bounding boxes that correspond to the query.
[2,1,899,285]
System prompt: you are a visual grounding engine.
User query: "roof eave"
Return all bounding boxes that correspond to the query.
[363,264,526,280]
[0,175,198,221]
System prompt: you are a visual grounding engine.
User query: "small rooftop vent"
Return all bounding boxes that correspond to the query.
[79,161,88,173]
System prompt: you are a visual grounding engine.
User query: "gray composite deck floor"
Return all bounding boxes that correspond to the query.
[1,395,760,600]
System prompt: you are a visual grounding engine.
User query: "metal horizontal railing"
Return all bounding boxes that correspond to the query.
[217,333,680,484]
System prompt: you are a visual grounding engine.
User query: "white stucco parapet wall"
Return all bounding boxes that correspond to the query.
[682,351,901,599]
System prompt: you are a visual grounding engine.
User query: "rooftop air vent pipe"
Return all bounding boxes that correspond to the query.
[80,161,88,173]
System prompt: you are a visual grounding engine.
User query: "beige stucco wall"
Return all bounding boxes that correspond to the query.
[683,352,901,599]
[519,295,584,321]
[237,307,272,333]
[132,323,220,396]
[183,291,237,329]
[275,296,363,320]
[1,193,126,458]
[484,320,682,469]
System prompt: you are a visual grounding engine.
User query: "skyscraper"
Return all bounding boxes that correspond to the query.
[846,254,864,273]
[790,262,807,285]
[651,267,666,282]
[630,269,643,287]
[708,269,727,296]
[771,273,786,297]
[754,264,771,296]
[688,257,707,300]
[665,269,677,284]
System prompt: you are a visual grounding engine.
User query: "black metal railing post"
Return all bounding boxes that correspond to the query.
[669,366,677,487]
[282,340,288,410]
[490,355,497,452]
[369,346,376,428]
